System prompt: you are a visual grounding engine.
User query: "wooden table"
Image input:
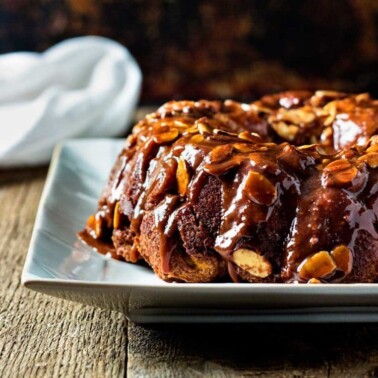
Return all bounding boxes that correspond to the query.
[2,110,378,377]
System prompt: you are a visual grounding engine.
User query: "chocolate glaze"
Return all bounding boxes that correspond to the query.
[80,91,378,283]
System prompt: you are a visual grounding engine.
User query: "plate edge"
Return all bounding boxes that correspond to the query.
[21,142,64,286]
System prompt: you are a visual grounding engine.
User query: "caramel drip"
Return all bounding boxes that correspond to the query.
[154,195,180,274]
[78,230,119,260]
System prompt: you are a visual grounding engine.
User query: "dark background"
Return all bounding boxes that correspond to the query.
[1,0,377,104]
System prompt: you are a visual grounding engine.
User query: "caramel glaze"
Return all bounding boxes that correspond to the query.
[80,90,378,283]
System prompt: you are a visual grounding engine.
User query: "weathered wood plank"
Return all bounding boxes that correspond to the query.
[127,322,378,377]
[0,168,127,377]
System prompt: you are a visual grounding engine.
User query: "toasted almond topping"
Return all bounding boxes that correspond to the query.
[238,131,262,142]
[185,126,199,134]
[232,249,272,278]
[250,103,273,114]
[113,202,120,229]
[271,122,299,141]
[280,107,316,124]
[298,251,336,280]
[243,171,277,206]
[324,159,352,172]
[331,245,353,274]
[126,134,137,147]
[324,115,336,126]
[154,129,179,144]
[355,93,370,103]
[233,143,253,152]
[197,122,212,136]
[95,216,103,238]
[189,134,204,144]
[176,157,190,196]
[324,159,358,185]
[174,120,189,128]
[314,108,329,117]
[366,145,378,153]
[204,156,245,175]
[370,135,378,146]
[323,101,337,126]
[315,90,343,98]
[209,144,233,163]
[87,214,96,229]
[357,152,378,168]
[297,144,317,150]
[307,278,322,284]
[321,127,333,141]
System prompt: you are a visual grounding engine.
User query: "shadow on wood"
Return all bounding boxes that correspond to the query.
[0,167,47,186]
[128,322,378,377]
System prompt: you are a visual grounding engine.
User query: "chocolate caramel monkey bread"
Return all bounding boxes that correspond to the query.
[80,91,378,283]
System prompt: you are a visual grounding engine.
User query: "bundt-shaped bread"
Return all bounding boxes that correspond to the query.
[80,91,378,283]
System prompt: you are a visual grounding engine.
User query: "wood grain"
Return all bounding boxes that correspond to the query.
[128,322,378,377]
[0,168,127,377]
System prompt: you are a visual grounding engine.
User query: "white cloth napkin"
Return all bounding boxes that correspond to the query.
[0,36,142,167]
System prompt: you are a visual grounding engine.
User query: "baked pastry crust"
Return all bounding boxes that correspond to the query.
[80,91,378,283]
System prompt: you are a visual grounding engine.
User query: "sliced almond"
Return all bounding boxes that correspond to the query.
[185,126,199,134]
[314,108,329,117]
[209,144,233,163]
[331,245,353,274]
[324,159,358,185]
[176,157,190,196]
[355,93,370,103]
[94,216,103,238]
[366,145,378,153]
[204,156,245,175]
[87,214,96,230]
[232,248,272,278]
[213,128,238,137]
[174,120,189,128]
[271,122,299,141]
[370,135,378,146]
[324,115,336,127]
[323,101,337,126]
[243,171,277,206]
[315,90,343,98]
[154,129,179,144]
[189,134,204,144]
[197,122,212,136]
[233,143,253,153]
[238,131,262,143]
[307,278,322,284]
[250,103,273,114]
[357,152,378,168]
[276,107,316,124]
[298,251,336,280]
[113,202,120,229]
[126,134,137,147]
[297,144,317,151]
[324,159,352,172]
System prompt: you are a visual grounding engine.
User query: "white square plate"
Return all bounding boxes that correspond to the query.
[22,139,378,323]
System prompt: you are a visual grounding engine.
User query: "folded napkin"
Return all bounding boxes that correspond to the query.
[0,36,142,167]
